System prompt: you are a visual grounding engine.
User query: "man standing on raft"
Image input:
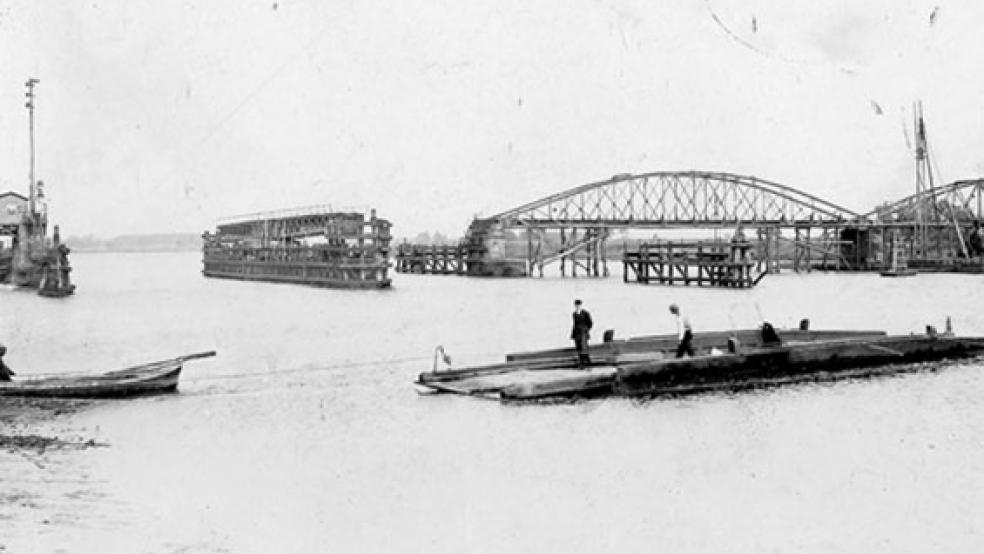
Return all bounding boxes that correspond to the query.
[670,304,694,358]
[571,299,593,369]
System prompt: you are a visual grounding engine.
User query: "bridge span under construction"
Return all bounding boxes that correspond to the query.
[394,170,984,281]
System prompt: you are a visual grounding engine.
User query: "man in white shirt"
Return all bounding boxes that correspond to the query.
[669,304,694,358]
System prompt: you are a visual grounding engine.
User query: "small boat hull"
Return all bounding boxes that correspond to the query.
[0,351,215,399]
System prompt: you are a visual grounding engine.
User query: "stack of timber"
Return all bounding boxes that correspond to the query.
[623,239,765,288]
[202,206,392,289]
[416,326,984,401]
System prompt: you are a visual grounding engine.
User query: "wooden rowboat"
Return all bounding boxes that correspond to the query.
[0,351,216,398]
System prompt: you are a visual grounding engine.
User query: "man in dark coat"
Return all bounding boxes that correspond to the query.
[571,299,593,368]
[0,345,15,382]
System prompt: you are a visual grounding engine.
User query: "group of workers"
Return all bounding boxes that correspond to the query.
[570,299,694,369]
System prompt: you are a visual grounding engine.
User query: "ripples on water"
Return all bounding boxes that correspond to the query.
[1,252,982,553]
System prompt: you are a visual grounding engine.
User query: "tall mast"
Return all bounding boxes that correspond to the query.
[913,101,933,252]
[25,78,39,217]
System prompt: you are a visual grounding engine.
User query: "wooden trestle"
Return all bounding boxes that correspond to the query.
[623,239,763,287]
[394,243,468,275]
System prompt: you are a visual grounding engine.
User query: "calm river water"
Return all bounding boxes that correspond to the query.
[1,251,983,553]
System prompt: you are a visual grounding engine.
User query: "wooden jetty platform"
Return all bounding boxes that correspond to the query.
[202,207,392,289]
[622,239,765,288]
[416,327,984,401]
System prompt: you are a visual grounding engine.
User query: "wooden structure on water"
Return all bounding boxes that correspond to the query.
[0,79,75,297]
[623,237,765,287]
[394,218,527,277]
[202,206,393,289]
[395,243,467,275]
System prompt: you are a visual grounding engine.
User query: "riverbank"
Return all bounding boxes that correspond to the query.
[0,398,102,452]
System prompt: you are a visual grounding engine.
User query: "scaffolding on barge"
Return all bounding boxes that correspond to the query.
[202,206,392,289]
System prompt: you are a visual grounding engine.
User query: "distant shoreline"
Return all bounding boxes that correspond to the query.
[69,247,201,254]
[66,232,202,254]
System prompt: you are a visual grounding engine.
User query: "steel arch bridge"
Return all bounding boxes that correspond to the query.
[867,178,984,223]
[455,171,869,278]
[489,171,862,229]
[397,171,984,279]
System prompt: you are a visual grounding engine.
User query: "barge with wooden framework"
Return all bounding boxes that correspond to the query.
[202,206,392,289]
[416,323,984,401]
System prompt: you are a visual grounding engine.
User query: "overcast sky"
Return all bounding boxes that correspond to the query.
[1,0,983,237]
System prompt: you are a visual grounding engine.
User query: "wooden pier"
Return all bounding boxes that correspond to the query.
[622,239,764,287]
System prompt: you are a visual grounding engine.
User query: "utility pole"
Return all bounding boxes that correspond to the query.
[25,78,40,218]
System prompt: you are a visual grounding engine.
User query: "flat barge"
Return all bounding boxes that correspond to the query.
[203,206,392,289]
[416,325,984,401]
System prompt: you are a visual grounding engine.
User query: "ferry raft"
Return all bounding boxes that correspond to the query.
[203,206,392,289]
[416,324,984,401]
[0,351,215,398]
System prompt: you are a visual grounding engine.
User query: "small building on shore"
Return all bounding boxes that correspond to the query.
[0,191,28,231]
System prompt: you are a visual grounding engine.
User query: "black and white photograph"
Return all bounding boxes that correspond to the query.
[2,1,983,552]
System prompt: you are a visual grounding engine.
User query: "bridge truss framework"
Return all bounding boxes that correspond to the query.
[461,172,984,277]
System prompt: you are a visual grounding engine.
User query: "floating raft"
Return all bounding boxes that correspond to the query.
[615,335,984,397]
[503,328,887,365]
[416,329,984,401]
